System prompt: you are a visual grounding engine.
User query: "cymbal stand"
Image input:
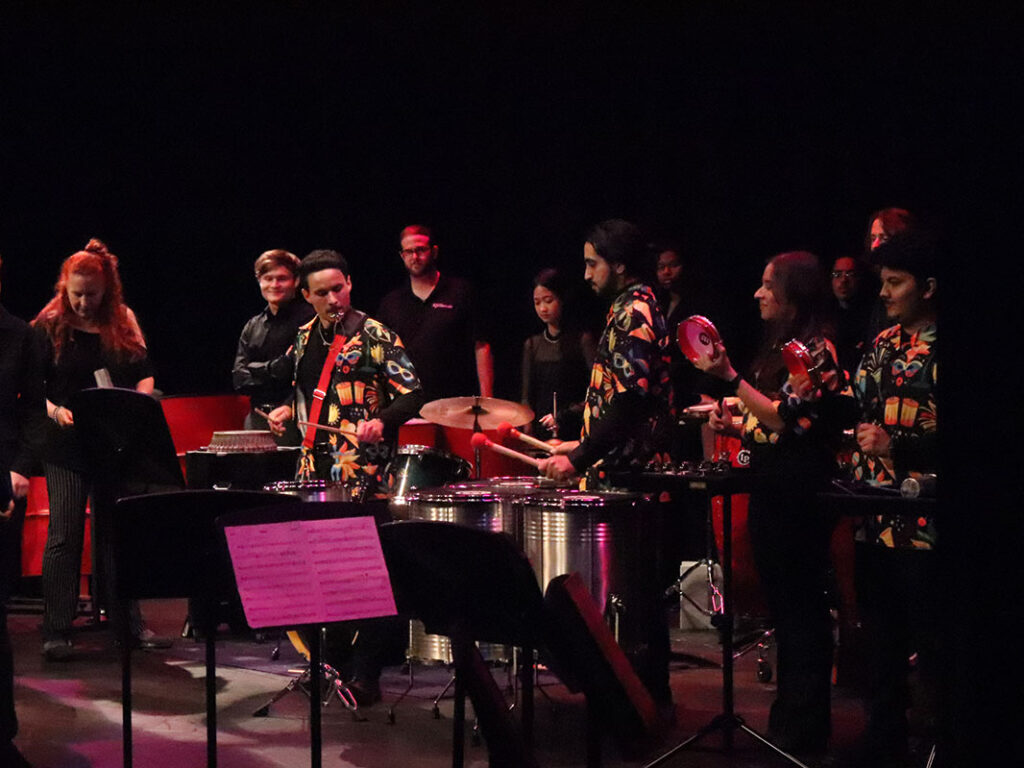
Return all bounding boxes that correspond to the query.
[644,484,811,768]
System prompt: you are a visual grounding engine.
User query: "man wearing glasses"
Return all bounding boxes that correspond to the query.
[830,255,877,378]
[377,225,493,401]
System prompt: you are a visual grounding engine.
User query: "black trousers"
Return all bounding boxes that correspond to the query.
[42,463,142,640]
[0,496,25,742]
[747,488,835,744]
[857,543,943,749]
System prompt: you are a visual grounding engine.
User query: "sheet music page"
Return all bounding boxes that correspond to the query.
[224,516,397,629]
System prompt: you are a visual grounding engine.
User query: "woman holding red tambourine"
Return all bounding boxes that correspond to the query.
[686,251,855,756]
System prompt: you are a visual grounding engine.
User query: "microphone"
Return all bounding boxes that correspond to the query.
[470,431,541,468]
[495,421,555,455]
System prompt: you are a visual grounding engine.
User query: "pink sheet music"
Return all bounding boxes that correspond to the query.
[223,516,397,628]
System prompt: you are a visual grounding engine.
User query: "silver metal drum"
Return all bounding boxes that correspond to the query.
[406,619,511,666]
[405,487,520,538]
[403,487,520,664]
[521,489,658,649]
[445,475,569,494]
[263,479,352,502]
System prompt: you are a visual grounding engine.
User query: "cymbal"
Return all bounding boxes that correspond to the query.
[420,396,534,430]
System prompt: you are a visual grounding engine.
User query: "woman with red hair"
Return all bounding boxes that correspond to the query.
[32,239,156,661]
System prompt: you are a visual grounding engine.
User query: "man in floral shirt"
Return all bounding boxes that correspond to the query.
[539,219,673,485]
[266,250,425,497]
[847,231,939,766]
[537,219,674,714]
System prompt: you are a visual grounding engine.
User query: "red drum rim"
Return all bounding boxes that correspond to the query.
[781,338,816,380]
[677,315,721,364]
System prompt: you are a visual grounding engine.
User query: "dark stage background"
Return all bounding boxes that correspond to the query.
[1,6,1017,763]
[1,4,971,398]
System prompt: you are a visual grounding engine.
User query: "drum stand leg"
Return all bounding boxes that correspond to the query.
[253,662,363,720]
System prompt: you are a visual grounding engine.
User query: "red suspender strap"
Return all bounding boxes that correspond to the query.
[301,332,347,450]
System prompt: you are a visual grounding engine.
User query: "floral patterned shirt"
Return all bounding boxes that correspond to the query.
[852,322,938,549]
[289,311,422,493]
[576,282,673,482]
[739,336,850,481]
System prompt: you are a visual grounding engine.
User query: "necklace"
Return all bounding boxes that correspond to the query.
[543,328,561,344]
[317,321,335,346]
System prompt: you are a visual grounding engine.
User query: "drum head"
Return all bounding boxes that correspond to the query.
[781,339,817,381]
[677,315,721,364]
[263,480,352,502]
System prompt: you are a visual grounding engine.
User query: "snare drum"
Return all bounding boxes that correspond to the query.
[521,489,658,650]
[385,445,473,512]
[263,479,352,502]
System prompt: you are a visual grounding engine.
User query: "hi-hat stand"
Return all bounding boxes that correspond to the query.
[252,627,362,718]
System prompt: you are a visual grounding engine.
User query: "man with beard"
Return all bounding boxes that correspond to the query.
[377,225,493,401]
[538,220,674,718]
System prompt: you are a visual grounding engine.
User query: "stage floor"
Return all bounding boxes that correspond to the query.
[9,598,873,767]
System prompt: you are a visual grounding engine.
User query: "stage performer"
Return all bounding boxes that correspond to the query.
[844,231,940,767]
[0,254,43,767]
[537,219,675,714]
[266,249,425,706]
[377,225,493,400]
[693,250,853,756]
[32,239,167,662]
[538,219,674,486]
[266,249,425,495]
[232,249,314,443]
[520,267,596,439]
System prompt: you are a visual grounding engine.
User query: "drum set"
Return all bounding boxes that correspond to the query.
[252,394,662,674]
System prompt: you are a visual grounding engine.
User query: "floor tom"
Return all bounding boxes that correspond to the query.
[521,489,658,650]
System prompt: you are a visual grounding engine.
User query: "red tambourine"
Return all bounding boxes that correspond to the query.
[677,315,721,364]
[781,339,821,385]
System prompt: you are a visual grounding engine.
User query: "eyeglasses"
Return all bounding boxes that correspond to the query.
[831,270,856,279]
[400,245,432,258]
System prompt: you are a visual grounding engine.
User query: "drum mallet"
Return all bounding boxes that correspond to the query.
[495,421,555,455]
[470,431,541,468]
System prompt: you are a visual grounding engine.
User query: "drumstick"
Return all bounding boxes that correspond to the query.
[495,421,554,455]
[470,431,541,468]
[253,407,272,421]
[296,420,356,437]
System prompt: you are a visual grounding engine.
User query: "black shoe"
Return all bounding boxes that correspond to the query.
[346,676,382,706]
[0,740,32,767]
[769,729,829,757]
[42,637,74,662]
[833,737,909,768]
[136,629,173,650]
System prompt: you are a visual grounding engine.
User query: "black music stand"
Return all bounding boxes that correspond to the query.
[218,501,396,768]
[70,387,186,627]
[639,471,814,768]
[379,520,544,768]
[543,572,661,768]
[112,489,300,768]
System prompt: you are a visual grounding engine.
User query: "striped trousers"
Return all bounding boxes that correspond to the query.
[41,463,142,639]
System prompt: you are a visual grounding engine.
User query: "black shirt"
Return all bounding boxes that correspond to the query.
[0,304,45,477]
[233,297,315,408]
[37,327,154,470]
[377,274,487,401]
